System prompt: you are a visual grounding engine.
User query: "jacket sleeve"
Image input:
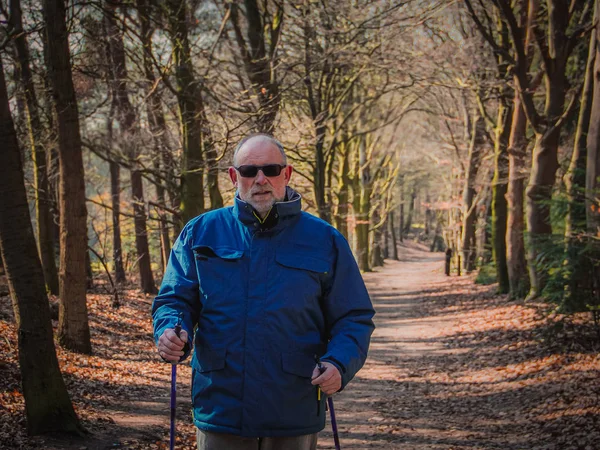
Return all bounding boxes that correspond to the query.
[320,230,375,390]
[152,223,201,360]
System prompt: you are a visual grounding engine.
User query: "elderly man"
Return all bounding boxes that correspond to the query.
[152,134,375,450]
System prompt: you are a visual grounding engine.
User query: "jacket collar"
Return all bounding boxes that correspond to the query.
[233,186,302,231]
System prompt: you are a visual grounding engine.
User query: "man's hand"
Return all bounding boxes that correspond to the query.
[311,361,341,395]
[157,328,188,362]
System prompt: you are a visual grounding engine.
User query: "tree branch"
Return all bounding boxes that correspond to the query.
[463,0,515,65]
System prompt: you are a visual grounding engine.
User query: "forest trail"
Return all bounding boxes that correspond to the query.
[318,242,599,450]
[317,241,453,449]
[4,241,598,450]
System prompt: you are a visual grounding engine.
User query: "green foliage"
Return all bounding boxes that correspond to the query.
[536,232,600,314]
[548,192,568,236]
[475,262,497,286]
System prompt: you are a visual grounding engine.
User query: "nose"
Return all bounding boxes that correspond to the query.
[255,169,268,184]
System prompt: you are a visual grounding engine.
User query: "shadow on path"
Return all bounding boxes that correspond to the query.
[317,242,600,450]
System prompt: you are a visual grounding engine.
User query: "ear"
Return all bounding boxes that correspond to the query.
[228,167,238,186]
[284,165,293,184]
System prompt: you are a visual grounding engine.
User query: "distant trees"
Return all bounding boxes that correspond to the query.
[104,0,156,294]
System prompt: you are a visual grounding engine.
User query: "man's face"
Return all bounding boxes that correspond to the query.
[228,138,293,217]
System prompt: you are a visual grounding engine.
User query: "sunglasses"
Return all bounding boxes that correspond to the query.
[234,164,287,178]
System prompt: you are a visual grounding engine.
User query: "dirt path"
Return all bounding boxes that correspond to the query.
[318,242,599,450]
[317,241,454,449]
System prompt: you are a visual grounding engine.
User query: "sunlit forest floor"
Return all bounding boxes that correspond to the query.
[1,241,599,449]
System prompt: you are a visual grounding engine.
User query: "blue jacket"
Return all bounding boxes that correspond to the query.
[152,187,375,437]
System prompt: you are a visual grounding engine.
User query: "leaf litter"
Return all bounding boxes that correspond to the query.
[1,250,599,449]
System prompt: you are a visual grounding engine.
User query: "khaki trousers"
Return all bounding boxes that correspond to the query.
[196,429,318,450]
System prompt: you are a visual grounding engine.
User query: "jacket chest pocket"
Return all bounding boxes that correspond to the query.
[274,249,329,301]
[193,246,244,301]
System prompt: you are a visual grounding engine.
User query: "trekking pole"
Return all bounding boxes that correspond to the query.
[327,396,341,450]
[170,313,183,450]
[316,358,342,450]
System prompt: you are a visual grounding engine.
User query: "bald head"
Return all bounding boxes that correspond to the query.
[233,134,287,166]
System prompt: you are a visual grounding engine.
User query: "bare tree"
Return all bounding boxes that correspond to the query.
[164,0,223,223]
[496,0,592,298]
[104,1,156,294]
[461,112,485,273]
[0,56,82,435]
[506,90,530,298]
[229,0,283,133]
[137,0,175,269]
[562,0,597,309]
[504,0,533,299]
[43,0,91,353]
[9,0,59,295]
[587,0,600,233]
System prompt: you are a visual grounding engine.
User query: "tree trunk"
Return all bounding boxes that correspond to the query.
[203,123,223,210]
[403,188,416,235]
[566,26,595,237]
[526,127,561,297]
[461,113,484,274]
[475,190,491,264]
[431,215,444,253]
[43,0,91,353]
[335,140,350,238]
[491,98,513,292]
[131,171,157,293]
[503,0,533,299]
[229,0,282,133]
[43,67,61,264]
[86,247,93,289]
[313,124,330,223]
[563,7,596,310]
[399,202,404,242]
[137,0,175,262]
[354,214,370,272]
[370,208,384,268]
[352,137,371,271]
[105,2,156,294]
[109,160,126,283]
[12,64,27,132]
[10,0,59,295]
[302,11,332,224]
[152,151,171,274]
[587,0,600,234]
[383,216,389,260]
[523,3,570,296]
[390,212,400,260]
[506,90,530,299]
[497,0,574,299]
[0,57,83,436]
[165,0,205,224]
[424,193,431,238]
[106,109,126,284]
